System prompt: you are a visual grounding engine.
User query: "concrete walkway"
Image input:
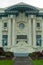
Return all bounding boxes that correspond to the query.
[13,57,33,65]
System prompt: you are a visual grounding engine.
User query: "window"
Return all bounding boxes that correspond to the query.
[2,35,8,46]
[17,35,27,39]
[36,23,40,27]
[36,35,41,46]
[19,23,25,29]
[4,23,7,27]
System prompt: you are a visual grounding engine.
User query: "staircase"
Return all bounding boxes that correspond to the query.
[14,53,29,57]
[13,57,33,65]
[3,42,35,55]
[11,42,35,53]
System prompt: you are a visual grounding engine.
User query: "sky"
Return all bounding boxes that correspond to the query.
[0,0,43,8]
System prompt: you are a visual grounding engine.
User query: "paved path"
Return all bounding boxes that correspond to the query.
[13,57,33,65]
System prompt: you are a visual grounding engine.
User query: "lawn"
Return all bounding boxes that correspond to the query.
[0,60,13,65]
[32,60,43,65]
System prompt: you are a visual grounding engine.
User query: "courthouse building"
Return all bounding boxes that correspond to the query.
[0,2,43,55]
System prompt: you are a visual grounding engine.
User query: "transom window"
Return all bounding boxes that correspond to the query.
[17,35,27,39]
[36,35,41,46]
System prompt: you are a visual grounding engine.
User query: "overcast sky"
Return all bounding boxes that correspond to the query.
[0,0,43,8]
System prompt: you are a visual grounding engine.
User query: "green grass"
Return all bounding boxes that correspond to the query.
[32,60,43,65]
[0,60,13,65]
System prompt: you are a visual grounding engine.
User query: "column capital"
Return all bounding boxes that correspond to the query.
[28,15,36,19]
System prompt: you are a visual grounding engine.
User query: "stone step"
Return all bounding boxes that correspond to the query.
[14,53,29,57]
[15,57,29,61]
[13,57,33,65]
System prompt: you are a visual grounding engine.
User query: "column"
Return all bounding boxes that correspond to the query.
[8,18,11,46]
[0,19,2,47]
[28,16,32,46]
[33,18,36,47]
[12,15,16,46]
[42,18,43,47]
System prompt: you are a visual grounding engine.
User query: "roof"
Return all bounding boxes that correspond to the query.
[0,2,43,17]
[5,2,39,12]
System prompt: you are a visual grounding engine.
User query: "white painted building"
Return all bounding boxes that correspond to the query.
[0,2,43,54]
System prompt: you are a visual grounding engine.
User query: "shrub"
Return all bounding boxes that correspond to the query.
[5,52,14,59]
[29,51,43,60]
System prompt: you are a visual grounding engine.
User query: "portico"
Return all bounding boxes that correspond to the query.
[7,14,37,53]
[10,14,35,53]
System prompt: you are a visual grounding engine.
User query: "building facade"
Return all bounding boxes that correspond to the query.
[0,2,43,54]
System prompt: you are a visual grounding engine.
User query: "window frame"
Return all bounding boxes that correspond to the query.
[36,35,41,46]
[36,22,40,28]
[4,22,7,28]
[2,35,8,46]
